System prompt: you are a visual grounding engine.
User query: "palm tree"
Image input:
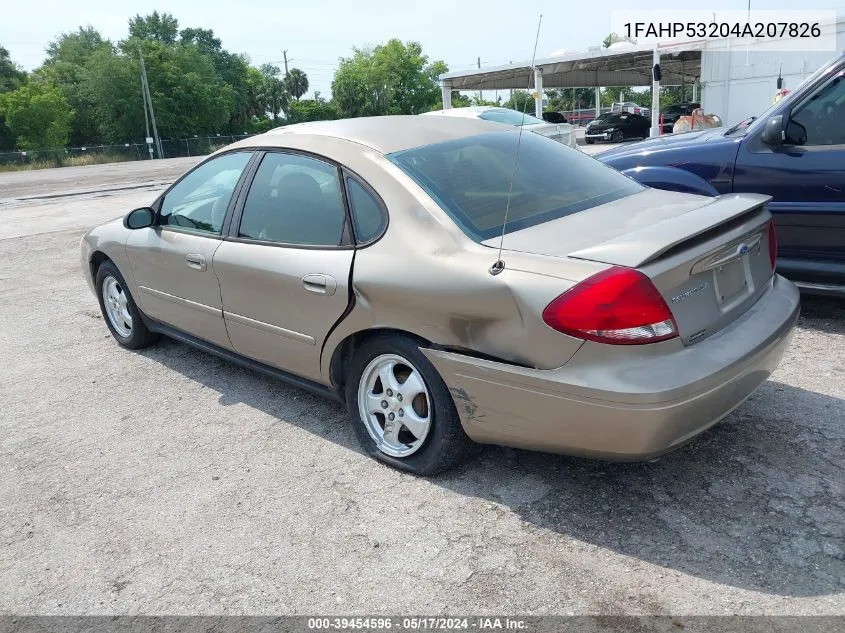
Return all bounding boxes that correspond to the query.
[285,68,309,101]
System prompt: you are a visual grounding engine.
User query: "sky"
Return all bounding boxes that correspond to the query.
[2,0,843,98]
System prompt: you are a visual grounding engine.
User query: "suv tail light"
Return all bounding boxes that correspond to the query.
[768,221,778,270]
[542,267,679,345]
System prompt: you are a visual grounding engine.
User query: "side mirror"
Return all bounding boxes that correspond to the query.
[761,115,785,147]
[124,207,155,229]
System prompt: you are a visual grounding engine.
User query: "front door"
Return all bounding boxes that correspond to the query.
[212,151,355,381]
[126,151,254,348]
[733,69,845,284]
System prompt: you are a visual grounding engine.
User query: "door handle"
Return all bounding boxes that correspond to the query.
[302,273,337,296]
[185,253,207,271]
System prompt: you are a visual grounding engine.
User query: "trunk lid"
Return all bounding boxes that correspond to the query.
[486,188,775,344]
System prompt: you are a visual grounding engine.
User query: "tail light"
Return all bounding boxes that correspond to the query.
[542,267,678,345]
[768,221,778,270]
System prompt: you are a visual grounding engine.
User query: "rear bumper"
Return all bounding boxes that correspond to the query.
[423,275,800,460]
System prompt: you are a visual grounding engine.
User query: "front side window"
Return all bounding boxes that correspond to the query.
[159,152,252,234]
[789,73,845,146]
[238,152,347,246]
[389,130,644,242]
[478,108,547,127]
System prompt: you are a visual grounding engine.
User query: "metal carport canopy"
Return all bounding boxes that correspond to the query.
[439,42,702,91]
[438,41,703,137]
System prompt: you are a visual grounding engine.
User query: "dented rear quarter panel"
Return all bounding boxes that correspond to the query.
[314,143,599,382]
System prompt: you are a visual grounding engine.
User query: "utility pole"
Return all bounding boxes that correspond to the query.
[477,57,482,102]
[138,46,163,159]
[509,61,513,102]
[283,50,289,76]
[140,73,153,160]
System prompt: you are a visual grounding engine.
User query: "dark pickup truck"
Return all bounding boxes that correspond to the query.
[599,53,845,296]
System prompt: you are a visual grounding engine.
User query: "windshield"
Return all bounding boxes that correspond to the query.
[478,108,547,126]
[388,130,644,242]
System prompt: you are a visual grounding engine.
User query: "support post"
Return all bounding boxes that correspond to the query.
[533,67,543,118]
[692,78,698,102]
[594,86,600,119]
[441,85,452,110]
[650,47,661,138]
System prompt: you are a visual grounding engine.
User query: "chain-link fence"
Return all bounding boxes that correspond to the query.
[0,134,259,170]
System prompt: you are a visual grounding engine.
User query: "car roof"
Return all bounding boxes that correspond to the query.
[230,115,507,155]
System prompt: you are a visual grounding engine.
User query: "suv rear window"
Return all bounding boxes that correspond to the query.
[388,130,643,241]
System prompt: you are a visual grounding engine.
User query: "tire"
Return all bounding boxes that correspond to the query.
[585,138,594,145]
[613,130,624,143]
[345,334,476,476]
[95,260,159,350]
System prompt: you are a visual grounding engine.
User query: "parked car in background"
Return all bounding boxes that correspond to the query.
[660,102,701,133]
[80,115,798,475]
[542,111,568,124]
[599,52,845,295]
[612,101,650,117]
[422,106,577,148]
[584,111,651,143]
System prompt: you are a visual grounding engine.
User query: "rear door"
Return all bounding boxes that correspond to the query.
[212,151,355,382]
[733,69,845,284]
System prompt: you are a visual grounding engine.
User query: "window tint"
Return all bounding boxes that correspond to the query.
[478,108,547,126]
[159,152,252,234]
[238,152,346,246]
[790,74,845,145]
[389,130,643,242]
[347,178,385,242]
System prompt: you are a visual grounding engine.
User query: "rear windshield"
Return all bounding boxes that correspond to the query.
[388,130,644,241]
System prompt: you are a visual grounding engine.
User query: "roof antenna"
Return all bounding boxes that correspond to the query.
[490,13,543,276]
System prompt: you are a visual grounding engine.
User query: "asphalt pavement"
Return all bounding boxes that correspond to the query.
[0,158,842,616]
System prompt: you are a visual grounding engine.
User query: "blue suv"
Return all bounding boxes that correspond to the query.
[599,53,845,296]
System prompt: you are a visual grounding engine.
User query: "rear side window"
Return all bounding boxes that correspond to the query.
[388,130,643,242]
[346,177,385,243]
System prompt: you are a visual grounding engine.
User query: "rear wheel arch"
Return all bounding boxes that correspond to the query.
[329,327,431,391]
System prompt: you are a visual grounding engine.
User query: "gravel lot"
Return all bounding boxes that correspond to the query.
[0,159,843,616]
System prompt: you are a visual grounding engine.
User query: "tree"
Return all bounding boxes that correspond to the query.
[1,45,26,92]
[259,63,288,123]
[128,11,179,44]
[602,33,636,48]
[284,68,309,100]
[332,39,446,118]
[285,98,338,124]
[505,90,535,113]
[0,45,26,150]
[43,27,114,146]
[0,79,74,149]
[86,40,236,142]
[46,26,112,66]
[179,27,222,53]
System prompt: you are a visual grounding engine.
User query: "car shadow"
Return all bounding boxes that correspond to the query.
[798,294,845,335]
[138,340,845,599]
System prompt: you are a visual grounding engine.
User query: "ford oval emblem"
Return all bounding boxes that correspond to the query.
[737,243,749,256]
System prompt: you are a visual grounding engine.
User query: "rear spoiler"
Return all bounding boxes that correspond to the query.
[568,193,772,268]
